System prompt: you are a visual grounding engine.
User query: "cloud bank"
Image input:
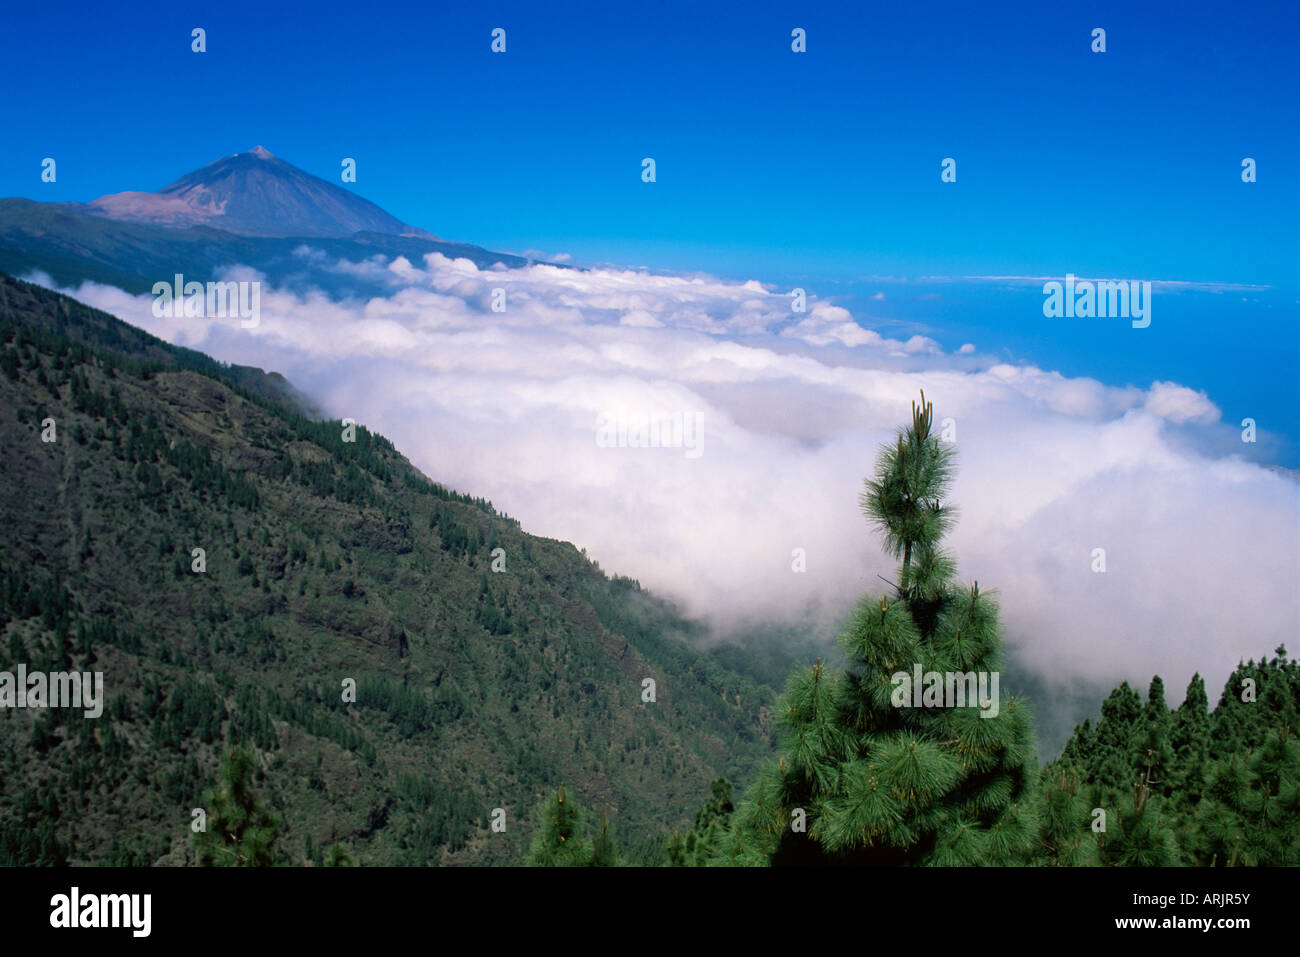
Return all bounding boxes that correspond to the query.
[46,254,1299,705]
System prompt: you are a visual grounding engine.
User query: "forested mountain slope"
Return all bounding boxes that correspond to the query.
[0,274,776,865]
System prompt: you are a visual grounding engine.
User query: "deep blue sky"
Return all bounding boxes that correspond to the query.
[3,0,1297,459]
[4,0,1295,285]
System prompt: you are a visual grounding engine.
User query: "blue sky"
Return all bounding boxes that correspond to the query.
[4,0,1295,283]
[3,0,1298,459]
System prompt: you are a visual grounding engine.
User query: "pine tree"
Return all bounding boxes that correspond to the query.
[1138,677,1174,800]
[1168,673,1211,797]
[1031,768,1100,866]
[323,842,354,866]
[191,748,281,866]
[1097,792,1181,866]
[1091,683,1144,792]
[670,777,735,866]
[529,784,590,866]
[725,392,1037,865]
[589,802,619,867]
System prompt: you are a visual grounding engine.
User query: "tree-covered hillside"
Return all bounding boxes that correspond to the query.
[0,273,777,866]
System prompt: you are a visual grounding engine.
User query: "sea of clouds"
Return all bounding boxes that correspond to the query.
[41,251,1299,707]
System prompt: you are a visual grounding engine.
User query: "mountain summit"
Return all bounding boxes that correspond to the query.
[0,147,562,297]
[85,147,430,239]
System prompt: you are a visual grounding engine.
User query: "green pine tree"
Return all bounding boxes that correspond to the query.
[1030,768,1100,866]
[1097,791,1181,866]
[192,748,281,866]
[530,784,590,866]
[1168,673,1212,797]
[725,392,1038,865]
[323,841,354,866]
[590,802,620,867]
[670,777,735,866]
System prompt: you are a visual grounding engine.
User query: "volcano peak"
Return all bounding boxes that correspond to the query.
[84,148,419,238]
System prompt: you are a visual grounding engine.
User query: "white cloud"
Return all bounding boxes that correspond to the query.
[44,255,1299,705]
[1143,380,1221,425]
